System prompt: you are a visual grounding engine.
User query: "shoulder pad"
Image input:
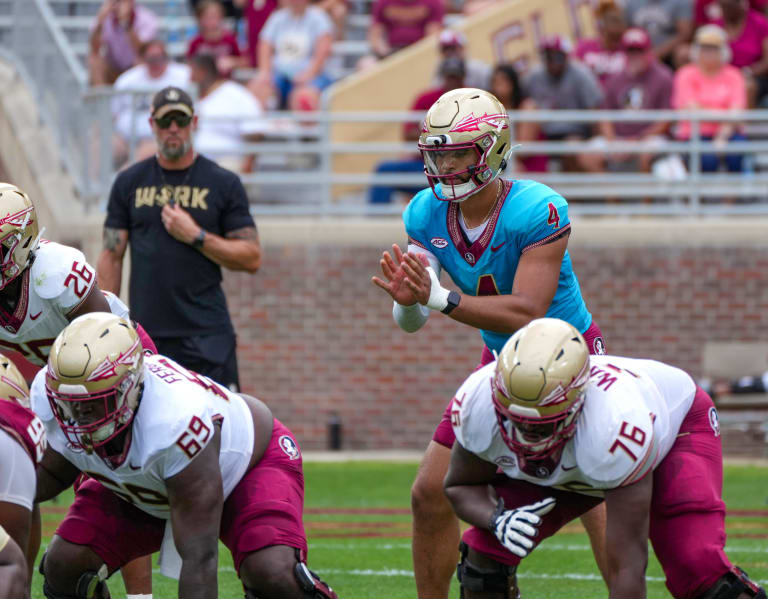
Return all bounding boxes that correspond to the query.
[31,242,90,300]
[452,364,497,454]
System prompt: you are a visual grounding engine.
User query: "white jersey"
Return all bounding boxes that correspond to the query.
[30,353,255,519]
[452,355,697,496]
[0,241,131,367]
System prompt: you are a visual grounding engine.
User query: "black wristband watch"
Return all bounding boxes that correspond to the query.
[441,290,461,314]
[192,229,206,249]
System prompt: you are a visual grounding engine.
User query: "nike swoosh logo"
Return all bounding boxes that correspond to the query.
[29,311,42,320]
[491,242,506,252]
[129,463,141,470]
[561,464,578,471]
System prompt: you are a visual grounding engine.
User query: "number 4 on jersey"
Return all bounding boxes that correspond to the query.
[547,203,560,229]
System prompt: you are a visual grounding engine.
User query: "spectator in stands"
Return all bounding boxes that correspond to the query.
[695,0,768,26]
[313,0,349,40]
[190,54,265,173]
[368,0,444,58]
[713,0,768,106]
[88,0,159,85]
[524,35,604,172]
[593,27,674,173]
[190,0,242,17]
[368,56,464,203]
[575,0,628,88]
[489,63,547,173]
[112,39,192,166]
[233,0,279,67]
[249,0,334,110]
[432,29,491,89]
[622,0,693,67]
[673,25,747,172]
[187,0,246,78]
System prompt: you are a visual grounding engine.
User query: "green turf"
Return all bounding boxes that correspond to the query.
[30,462,768,598]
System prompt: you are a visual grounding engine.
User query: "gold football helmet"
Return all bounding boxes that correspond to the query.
[492,318,590,460]
[418,88,512,202]
[0,353,30,408]
[0,183,41,291]
[46,312,144,461]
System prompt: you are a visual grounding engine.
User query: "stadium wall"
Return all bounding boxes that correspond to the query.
[229,217,768,450]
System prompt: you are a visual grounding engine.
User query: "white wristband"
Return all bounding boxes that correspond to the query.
[424,266,450,312]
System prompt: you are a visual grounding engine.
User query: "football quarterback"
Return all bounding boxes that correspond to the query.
[371,89,607,598]
[32,313,337,599]
[445,318,766,599]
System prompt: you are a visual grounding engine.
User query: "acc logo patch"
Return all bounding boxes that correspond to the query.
[279,435,301,460]
[494,456,517,468]
[430,237,448,249]
[708,407,720,437]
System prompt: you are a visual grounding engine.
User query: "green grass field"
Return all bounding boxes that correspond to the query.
[31,462,768,598]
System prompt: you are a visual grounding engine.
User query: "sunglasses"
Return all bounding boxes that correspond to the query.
[154,113,192,129]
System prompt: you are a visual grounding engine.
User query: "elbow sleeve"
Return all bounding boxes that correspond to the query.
[392,301,429,333]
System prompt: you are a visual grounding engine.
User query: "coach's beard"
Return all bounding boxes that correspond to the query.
[159,138,192,162]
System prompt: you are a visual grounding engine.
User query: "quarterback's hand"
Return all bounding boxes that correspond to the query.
[161,202,201,245]
[491,497,556,558]
[401,251,433,305]
[372,244,419,306]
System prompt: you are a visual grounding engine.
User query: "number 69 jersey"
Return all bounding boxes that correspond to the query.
[0,241,104,367]
[451,355,697,495]
[30,354,255,519]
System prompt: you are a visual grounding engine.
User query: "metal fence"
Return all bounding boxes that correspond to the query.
[6,0,768,216]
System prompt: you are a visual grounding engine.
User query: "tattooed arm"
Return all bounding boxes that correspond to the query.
[96,227,129,294]
[198,226,261,273]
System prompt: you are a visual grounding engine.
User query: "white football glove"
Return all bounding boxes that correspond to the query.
[489,497,556,558]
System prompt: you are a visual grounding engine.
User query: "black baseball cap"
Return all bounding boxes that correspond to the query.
[151,86,194,119]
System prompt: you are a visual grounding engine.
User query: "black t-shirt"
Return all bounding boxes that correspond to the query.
[105,155,255,338]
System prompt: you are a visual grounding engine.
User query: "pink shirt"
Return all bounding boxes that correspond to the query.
[672,63,746,138]
[695,0,768,26]
[575,38,626,87]
[715,10,768,68]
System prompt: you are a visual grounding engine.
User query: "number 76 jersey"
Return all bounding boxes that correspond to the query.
[452,355,698,495]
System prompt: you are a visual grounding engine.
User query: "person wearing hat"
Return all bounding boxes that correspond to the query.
[575,0,628,87]
[369,56,466,203]
[672,24,748,172]
[98,85,261,391]
[593,27,675,173]
[431,29,491,90]
[523,35,604,171]
[622,0,693,67]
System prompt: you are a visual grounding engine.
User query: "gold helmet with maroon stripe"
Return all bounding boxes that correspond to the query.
[418,88,512,202]
[0,183,40,290]
[46,312,144,462]
[0,353,30,408]
[492,318,590,460]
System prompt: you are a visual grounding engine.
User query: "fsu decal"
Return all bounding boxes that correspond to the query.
[449,113,509,133]
[279,434,301,460]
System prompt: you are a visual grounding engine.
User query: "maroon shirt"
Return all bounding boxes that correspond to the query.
[0,400,46,465]
[603,60,674,137]
[373,0,444,51]
[244,0,279,66]
[186,31,241,76]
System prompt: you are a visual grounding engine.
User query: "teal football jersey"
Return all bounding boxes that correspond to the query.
[403,179,592,353]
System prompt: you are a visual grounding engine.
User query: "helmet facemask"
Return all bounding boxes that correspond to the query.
[46,364,143,461]
[420,132,504,202]
[0,205,40,291]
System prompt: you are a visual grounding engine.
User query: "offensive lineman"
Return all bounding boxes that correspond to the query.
[444,318,766,599]
[0,355,46,589]
[31,313,337,599]
[0,182,155,596]
[371,88,607,598]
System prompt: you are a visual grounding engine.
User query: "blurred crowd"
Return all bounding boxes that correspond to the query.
[87,0,768,184]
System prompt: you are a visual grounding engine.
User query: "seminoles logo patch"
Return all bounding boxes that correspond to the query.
[430,237,448,249]
[279,435,301,460]
[593,337,606,355]
[464,252,476,264]
[708,407,720,437]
